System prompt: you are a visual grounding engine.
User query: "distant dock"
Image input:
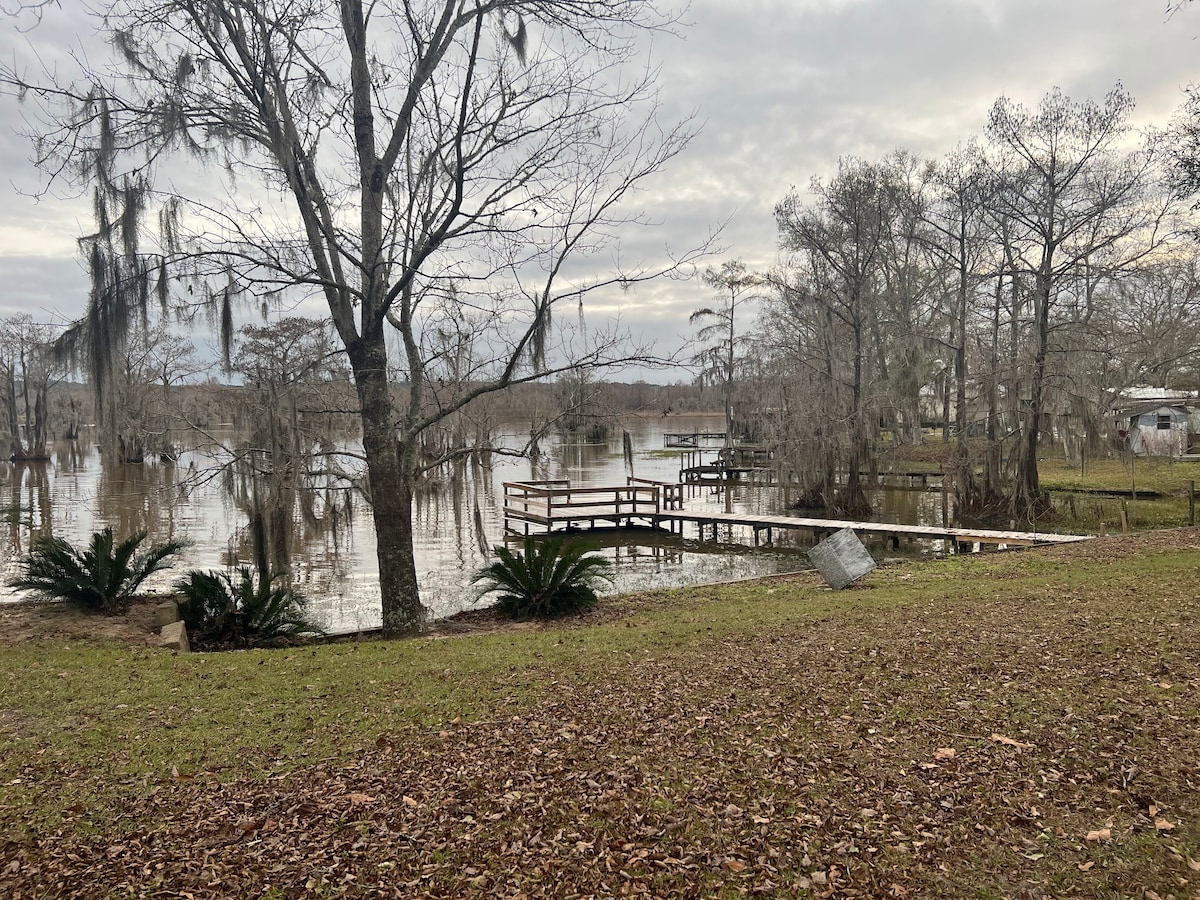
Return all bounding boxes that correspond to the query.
[502,478,1092,552]
[663,431,727,448]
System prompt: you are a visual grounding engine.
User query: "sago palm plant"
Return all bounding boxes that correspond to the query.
[175,566,324,647]
[472,537,613,620]
[14,527,185,615]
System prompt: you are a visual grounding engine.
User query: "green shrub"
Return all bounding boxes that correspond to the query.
[13,527,184,615]
[175,566,324,647]
[472,537,612,620]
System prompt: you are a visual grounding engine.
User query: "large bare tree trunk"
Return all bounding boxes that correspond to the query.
[840,305,870,516]
[1011,270,1052,521]
[983,275,1004,502]
[349,334,423,634]
[952,251,978,514]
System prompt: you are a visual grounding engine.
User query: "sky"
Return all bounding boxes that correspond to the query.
[1,0,1199,379]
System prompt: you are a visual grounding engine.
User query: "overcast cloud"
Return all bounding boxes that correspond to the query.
[1,0,1197,377]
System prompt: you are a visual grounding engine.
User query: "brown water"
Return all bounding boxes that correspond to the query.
[0,415,939,633]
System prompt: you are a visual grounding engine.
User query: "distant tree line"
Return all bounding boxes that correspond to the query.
[695,85,1200,522]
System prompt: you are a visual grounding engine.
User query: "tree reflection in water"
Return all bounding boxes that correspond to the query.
[4,418,840,631]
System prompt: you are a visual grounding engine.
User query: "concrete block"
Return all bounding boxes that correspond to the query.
[160,620,190,653]
[152,600,182,630]
[808,527,876,589]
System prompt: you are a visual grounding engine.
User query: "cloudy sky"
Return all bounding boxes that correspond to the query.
[1,0,1198,374]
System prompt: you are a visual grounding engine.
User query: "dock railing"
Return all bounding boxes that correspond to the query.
[664,431,727,448]
[503,479,670,526]
[626,476,685,510]
[501,478,1091,548]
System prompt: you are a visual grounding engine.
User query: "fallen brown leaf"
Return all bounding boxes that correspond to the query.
[7,529,1200,899]
[990,733,1033,749]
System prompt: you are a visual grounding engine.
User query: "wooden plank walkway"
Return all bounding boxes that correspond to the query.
[654,509,1090,548]
[502,479,1092,550]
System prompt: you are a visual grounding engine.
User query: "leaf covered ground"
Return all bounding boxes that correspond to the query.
[2,530,1199,898]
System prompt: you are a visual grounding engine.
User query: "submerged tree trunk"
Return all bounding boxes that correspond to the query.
[2,366,21,460]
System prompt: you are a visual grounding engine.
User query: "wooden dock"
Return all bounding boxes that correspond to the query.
[502,479,1092,551]
[680,447,775,486]
[664,431,727,448]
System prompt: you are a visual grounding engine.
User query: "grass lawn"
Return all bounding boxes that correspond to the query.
[1037,458,1198,533]
[879,442,1200,533]
[1039,457,1200,497]
[2,530,1199,898]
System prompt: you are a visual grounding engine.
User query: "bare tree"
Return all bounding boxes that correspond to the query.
[1100,258,1200,390]
[689,260,759,511]
[985,85,1165,521]
[51,169,175,465]
[753,267,842,510]
[0,0,58,28]
[4,1,701,634]
[776,159,893,516]
[922,143,995,510]
[226,317,351,584]
[690,261,759,448]
[0,316,59,461]
[873,150,944,450]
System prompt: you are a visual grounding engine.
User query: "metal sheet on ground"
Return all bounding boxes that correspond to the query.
[808,527,877,589]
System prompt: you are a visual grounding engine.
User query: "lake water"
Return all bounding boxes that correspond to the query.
[0,415,943,633]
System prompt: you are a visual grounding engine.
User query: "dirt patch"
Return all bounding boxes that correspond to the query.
[0,595,166,648]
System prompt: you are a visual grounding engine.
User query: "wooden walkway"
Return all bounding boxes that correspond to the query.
[502,479,1092,551]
